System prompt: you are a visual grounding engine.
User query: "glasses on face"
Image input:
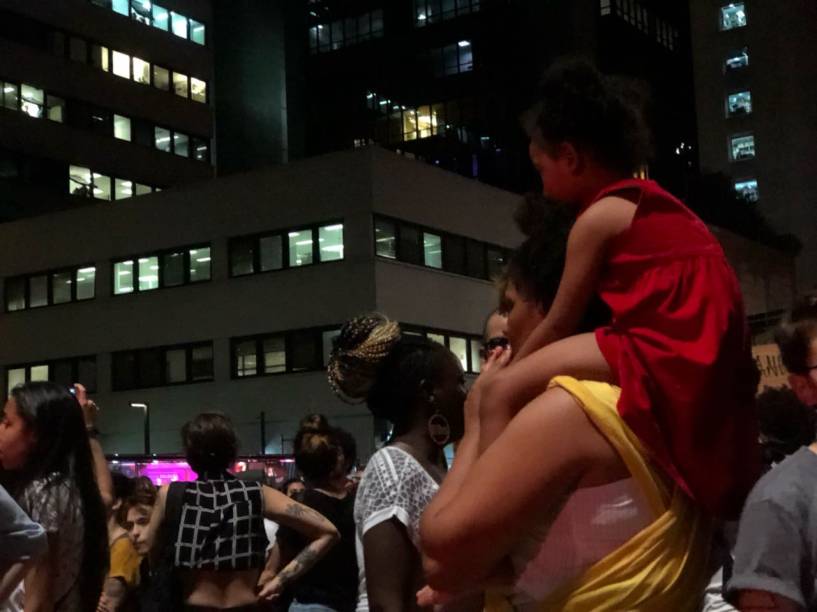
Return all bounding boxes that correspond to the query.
[480,336,510,359]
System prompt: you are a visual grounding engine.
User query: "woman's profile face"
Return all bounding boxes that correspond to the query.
[0,398,36,471]
[435,352,468,442]
[502,280,546,351]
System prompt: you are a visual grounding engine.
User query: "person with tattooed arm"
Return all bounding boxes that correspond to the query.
[141,413,339,611]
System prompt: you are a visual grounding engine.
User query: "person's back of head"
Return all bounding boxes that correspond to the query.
[182,412,238,476]
[775,296,817,406]
[505,193,611,332]
[327,314,453,433]
[9,382,108,611]
[294,414,344,484]
[524,58,652,179]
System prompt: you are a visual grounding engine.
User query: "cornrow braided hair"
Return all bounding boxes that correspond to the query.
[327,313,401,404]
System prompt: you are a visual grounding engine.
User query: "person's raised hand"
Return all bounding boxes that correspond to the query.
[73,383,98,429]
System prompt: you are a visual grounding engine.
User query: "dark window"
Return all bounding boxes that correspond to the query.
[162,251,185,287]
[399,225,422,265]
[443,235,466,274]
[259,235,283,272]
[5,277,26,311]
[375,218,397,259]
[290,330,320,371]
[112,351,138,391]
[465,239,485,278]
[231,237,256,276]
[138,348,163,388]
[486,247,506,279]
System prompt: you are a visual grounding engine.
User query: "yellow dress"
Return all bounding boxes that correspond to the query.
[487,377,713,612]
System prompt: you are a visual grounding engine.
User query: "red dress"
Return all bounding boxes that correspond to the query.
[588,178,760,518]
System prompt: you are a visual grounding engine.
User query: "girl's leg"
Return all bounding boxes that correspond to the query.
[478,332,613,454]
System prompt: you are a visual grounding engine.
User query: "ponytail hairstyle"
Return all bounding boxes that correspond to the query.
[327,314,451,433]
[523,58,653,176]
[10,382,108,612]
[293,414,342,483]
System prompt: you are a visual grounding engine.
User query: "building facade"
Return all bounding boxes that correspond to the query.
[0,147,521,458]
[293,0,697,196]
[0,0,215,220]
[690,0,817,290]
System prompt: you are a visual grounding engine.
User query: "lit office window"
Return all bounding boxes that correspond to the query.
[423,232,443,268]
[192,138,209,162]
[46,95,65,122]
[112,0,128,16]
[288,229,314,266]
[188,247,211,282]
[470,339,481,373]
[51,271,73,305]
[75,267,96,300]
[263,337,286,373]
[172,72,189,98]
[449,336,468,372]
[152,4,169,30]
[134,183,152,196]
[68,166,92,198]
[91,44,109,71]
[138,256,160,291]
[130,0,151,24]
[435,41,473,76]
[190,78,207,103]
[725,48,749,71]
[5,278,26,312]
[112,51,131,79]
[600,0,612,16]
[93,172,111,201]
[375,218,397,259]
[415,0,479,26]
[155,127,171,152]
[7,368,25,394]
[235,340,257,377]
[113,114,131,141]
[2,81,19,111]
[319,224,344,262]
[171,12,188,38]
[28,275,48,308]
[259,235,283,271]
[720,3,747,30]
[114,260,135,294]
[190,19,206,45]
[726,91,752,117]
[132,57,151,85]
[29,365,49,382]
[153,66,170,91]
[20,85,44,118]
[173,132,190,157]
[114,178,132,200]
[735,179,759,202]
[730,134,755,161]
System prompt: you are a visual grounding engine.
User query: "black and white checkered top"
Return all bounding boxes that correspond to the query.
[173,473,268,571]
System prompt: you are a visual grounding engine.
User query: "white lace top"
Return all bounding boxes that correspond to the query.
[353,446,439,612]
[1,476,84,612]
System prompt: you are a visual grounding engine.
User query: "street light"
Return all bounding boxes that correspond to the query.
[129,402,149,455]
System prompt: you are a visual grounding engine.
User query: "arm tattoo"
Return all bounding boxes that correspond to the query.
[276,541,323,585]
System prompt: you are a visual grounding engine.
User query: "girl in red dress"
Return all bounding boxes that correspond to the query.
[479,60,760,518]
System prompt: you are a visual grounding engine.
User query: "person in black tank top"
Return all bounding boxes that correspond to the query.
[275,415,358,612]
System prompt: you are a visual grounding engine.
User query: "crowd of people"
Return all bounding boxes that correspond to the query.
[2,58,817,611]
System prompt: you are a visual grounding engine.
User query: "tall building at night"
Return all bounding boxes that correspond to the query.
[690,0,817,291]
[0,0,215,220]
[291,0,697,196]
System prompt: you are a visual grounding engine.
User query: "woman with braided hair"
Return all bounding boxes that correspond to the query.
[327,315,467,612]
